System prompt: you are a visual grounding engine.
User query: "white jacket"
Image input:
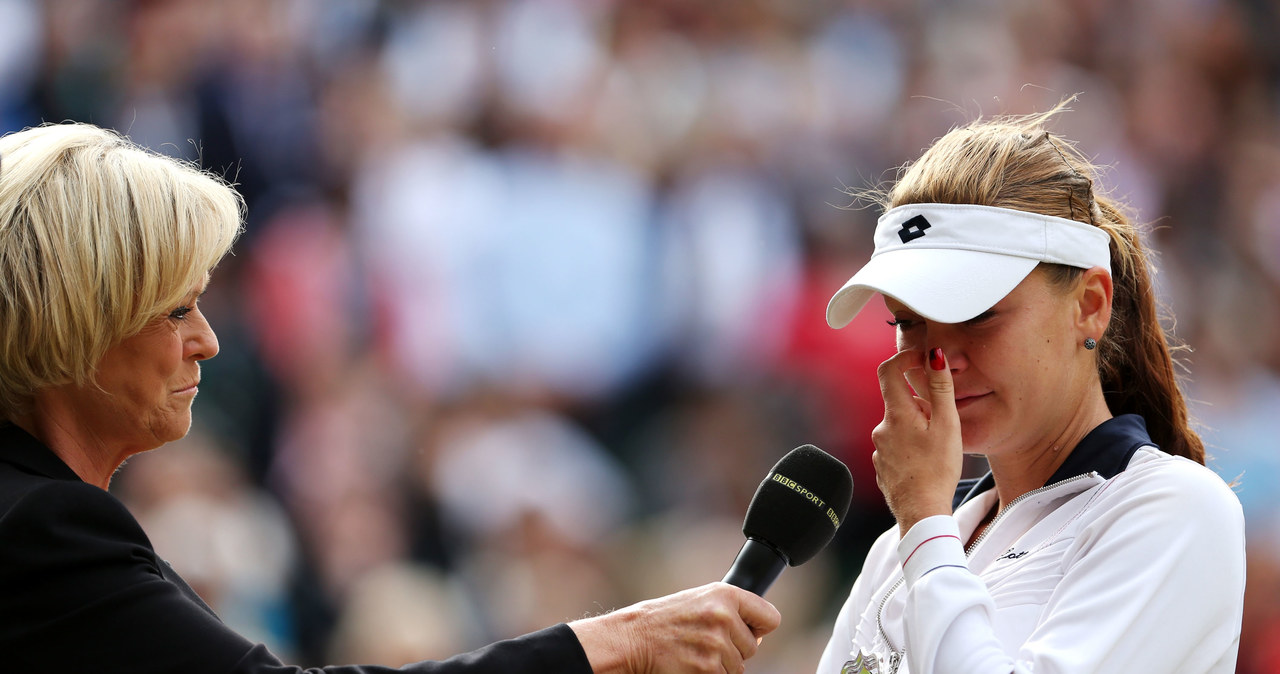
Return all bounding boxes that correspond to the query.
[818,415,1246,674]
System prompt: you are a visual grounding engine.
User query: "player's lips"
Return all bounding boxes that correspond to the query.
[955,392,990,410]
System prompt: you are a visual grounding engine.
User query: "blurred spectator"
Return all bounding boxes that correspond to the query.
[326,562,475,666]
[419,394,633,640]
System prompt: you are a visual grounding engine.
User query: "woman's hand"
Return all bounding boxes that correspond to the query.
[872,347,964,536]
[569,582,781,674]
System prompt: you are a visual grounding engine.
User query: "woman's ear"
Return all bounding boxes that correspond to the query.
[1077,266,1113,339]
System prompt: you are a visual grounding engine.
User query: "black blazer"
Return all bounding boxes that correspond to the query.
[0,424,592,674]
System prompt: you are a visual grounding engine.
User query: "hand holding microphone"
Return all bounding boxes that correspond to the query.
[570,444,851,673]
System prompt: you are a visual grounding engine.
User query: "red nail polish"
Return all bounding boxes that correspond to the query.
[929,347,945,371]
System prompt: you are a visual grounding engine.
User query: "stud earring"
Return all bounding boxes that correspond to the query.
[1084,337,1097,350]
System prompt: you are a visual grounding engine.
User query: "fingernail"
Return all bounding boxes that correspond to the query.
[929,347,945,371]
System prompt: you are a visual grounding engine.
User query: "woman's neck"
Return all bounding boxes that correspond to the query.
[986,393,1113,512]
[10,409,123,490]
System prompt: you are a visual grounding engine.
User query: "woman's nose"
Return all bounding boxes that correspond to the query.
[184,311,220,361]
[922,323,964,372]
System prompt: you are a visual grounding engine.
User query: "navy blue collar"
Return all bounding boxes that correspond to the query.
[953,414,1155,509]
[0,422,84,483]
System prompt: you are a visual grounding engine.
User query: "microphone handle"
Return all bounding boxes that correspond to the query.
[722,538,787,596]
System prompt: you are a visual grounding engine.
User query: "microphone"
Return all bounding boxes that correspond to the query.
[723,444,854,596]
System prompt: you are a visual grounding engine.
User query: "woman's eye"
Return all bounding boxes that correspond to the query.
[886,318,917,330]
[169,306,193,321]
[965,310,996,326]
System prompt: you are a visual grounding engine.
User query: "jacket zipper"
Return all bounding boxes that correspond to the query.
[873,575,905,671]
[872,472,1099,672]
[962,473,1097,556]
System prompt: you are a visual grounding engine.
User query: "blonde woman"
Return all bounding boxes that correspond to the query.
[0,123,778,674]
[818,110,1245,673]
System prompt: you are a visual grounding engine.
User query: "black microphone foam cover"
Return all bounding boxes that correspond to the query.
[742,444,853,566]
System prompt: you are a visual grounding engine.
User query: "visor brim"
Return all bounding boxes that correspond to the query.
[825,248,1040,327]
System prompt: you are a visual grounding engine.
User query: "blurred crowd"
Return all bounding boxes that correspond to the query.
[2,0,1278,671]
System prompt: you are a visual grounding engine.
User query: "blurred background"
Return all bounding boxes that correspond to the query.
[2,0,1277,670]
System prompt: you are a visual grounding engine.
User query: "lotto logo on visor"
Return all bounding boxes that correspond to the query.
[825,203,1112,328]
[897,214,932,243]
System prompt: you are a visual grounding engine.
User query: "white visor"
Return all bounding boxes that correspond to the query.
[826,203,1112,327]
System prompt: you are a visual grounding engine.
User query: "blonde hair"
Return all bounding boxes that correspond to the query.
[870,104,1205,464]
[0,123,244,418]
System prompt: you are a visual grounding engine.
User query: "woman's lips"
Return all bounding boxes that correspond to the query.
[955,392,989,410]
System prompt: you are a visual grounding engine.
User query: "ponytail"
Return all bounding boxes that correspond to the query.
[1087,200,1205,463]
